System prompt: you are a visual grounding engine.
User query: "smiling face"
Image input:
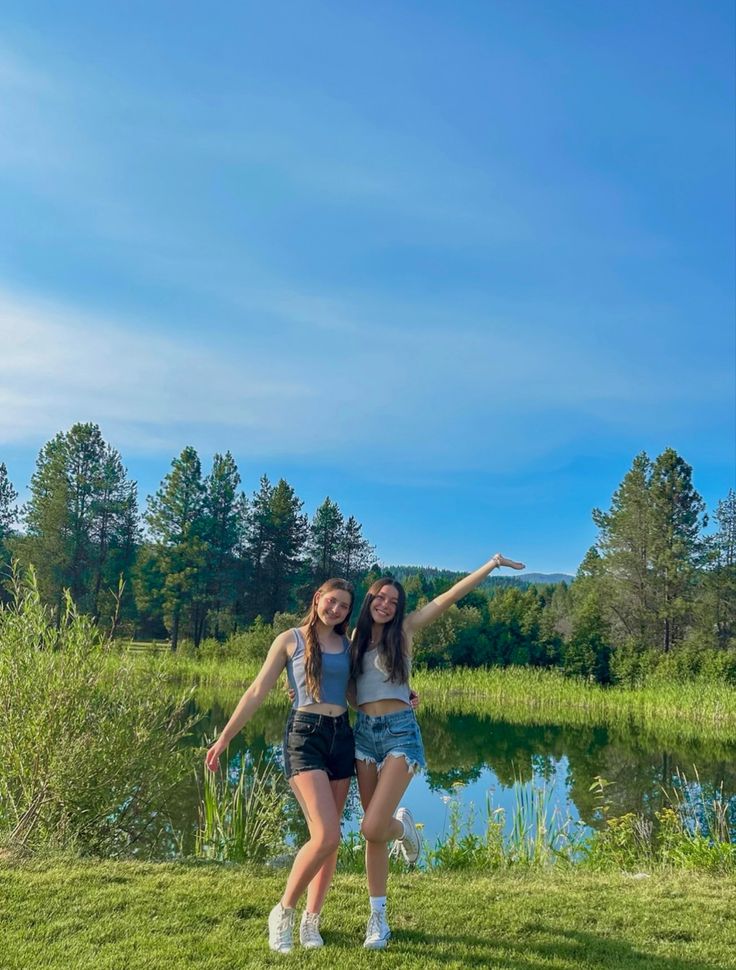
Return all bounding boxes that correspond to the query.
[370,584,400,625]
[315,588,353,627]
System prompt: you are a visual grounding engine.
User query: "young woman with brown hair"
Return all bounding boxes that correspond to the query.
[205,577,355,954]
[352,552,525,949]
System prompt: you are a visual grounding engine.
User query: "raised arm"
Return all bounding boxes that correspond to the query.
[205,630,293,771]
[404,553,525,636]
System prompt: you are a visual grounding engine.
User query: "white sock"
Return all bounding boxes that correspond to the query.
[369,895,386,914]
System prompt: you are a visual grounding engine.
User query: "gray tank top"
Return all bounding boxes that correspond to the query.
[355,647,412,706]
[286,628,351,708]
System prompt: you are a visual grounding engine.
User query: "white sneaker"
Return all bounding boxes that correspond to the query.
[394,806,422,864]
[299,910,324,949]
[268,902,295,954]
[364,909,391,950]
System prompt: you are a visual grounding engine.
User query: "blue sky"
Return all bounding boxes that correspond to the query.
[1,2,733,574]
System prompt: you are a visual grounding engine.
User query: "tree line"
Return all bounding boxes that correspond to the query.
[1,428,734,680]
[404,449,735,683]
[0,423,375,648]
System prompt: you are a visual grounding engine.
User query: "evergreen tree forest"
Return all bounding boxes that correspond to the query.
[1,424,375,649]
[0,427,734,681]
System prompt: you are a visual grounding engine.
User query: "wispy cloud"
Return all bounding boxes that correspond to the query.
[0,288,314,452]
[2,282,726,480]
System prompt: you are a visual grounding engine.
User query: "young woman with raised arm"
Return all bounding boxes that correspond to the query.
[351,552,525,950]
[205,578,355,955]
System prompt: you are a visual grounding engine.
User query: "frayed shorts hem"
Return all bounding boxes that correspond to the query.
[355,749,423,776]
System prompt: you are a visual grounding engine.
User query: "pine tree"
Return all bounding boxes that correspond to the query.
[263,479,307,619]
[24,434,73,615]
[23,424,138,621]
[565,548,611,681]
[307,497,344,584]
[201,452,243,640]
[0,462,18,541]
[145,446,207,650]
[340,515,375,584]
[241,475,275,622]
[88,447,140,619]
[241,476,307,622]
[592,452,656,647]
[698,489,736,647]
[648,449,706,651]
[591,448,708,654]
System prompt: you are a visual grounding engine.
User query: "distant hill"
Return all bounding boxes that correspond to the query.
[382,565,573,588]
[513,572,573,585]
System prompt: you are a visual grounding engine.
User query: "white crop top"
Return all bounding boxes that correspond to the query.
[355,647,412,705]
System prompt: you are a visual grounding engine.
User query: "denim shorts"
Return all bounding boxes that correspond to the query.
[283,710,355,781]
[354,708,426,775]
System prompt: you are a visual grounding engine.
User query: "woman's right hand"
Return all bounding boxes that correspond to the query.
[205,738,227,773]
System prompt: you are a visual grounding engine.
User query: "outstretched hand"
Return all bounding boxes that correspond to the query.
[492,554,525,570]
[205,739,226,773]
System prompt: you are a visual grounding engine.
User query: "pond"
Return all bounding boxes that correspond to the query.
[161,693,736,859]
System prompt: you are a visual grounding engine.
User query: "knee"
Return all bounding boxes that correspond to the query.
[313,827,341,856]
[360,816,389,845]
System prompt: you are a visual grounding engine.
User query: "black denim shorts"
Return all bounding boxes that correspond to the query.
[283,710,355,781]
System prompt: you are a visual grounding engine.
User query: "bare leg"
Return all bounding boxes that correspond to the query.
[357,756,414,897]
[281,771,342,909]
[304,777,351,914]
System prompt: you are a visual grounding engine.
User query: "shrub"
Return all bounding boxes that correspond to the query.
[0,569,198,856]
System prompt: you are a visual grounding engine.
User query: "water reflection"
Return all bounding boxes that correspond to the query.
[163,700,736,858]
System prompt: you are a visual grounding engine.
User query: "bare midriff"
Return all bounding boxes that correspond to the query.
[359,698,411,716]
[296,702,347,716]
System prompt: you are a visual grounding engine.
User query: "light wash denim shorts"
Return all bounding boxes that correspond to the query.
[354,708,426,775]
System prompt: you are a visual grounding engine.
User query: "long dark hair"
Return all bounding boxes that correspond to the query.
[300,578,354,702]
[351,577,408,684]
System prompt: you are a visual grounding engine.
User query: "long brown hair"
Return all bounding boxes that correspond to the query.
[300,578,354,701]
[351,578,408,684]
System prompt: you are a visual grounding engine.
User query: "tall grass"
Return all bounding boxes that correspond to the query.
[195,754,287,863]
[424,781,586,871]
[421,777,735,874]
[0,571,198,856]
[412,666,736,743]
[130,647,736,742]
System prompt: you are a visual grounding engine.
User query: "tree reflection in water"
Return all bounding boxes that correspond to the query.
[159,700,736,858]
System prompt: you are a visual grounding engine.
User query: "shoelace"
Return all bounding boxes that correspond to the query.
[367,911,387,938]
[274,909,293,945]
[302,913,321,943]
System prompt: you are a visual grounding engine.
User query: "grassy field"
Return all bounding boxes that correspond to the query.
[1,854,735,970]
[149,651,736,744]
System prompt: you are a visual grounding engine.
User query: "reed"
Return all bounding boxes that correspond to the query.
[412,666,736,743]
[419,776,735,873]
[195,754,287,863]
[132,646,736,741]
[424,780,585,871]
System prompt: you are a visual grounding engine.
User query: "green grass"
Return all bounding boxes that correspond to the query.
[413,666,736,744]
[138,649,736,744]
[1,854,735,969]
